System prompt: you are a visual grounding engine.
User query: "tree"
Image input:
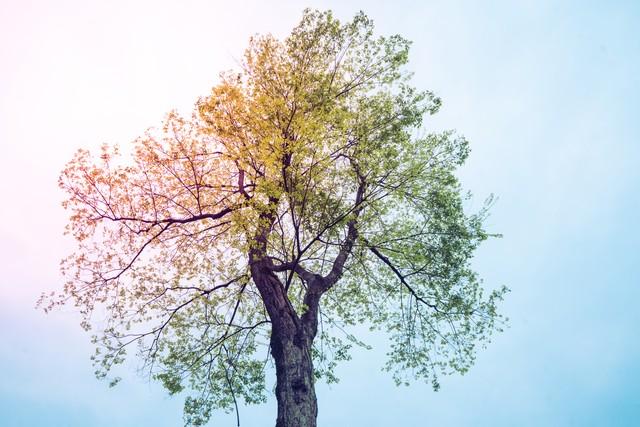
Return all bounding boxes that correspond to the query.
[46,9,507,427]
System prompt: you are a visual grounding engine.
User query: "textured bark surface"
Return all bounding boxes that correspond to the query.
[249,253,319,427]
[271,326,317,427]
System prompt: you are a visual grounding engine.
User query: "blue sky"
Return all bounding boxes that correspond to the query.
[0,0,638,426]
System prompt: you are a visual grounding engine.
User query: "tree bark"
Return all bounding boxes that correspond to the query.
[271,323,317,427]
[249,255,319,427]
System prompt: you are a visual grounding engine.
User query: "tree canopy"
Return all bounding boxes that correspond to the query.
[46,9,507,426]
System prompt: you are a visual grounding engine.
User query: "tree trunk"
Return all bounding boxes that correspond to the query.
[271,324,317,427]
[248,256,319,427]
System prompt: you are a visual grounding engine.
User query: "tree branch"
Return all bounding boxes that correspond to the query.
[364,240,443,313]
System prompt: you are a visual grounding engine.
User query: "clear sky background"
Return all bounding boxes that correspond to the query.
[1,0,638,426]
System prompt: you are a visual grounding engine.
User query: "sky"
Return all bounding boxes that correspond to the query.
[0,0,639,426]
